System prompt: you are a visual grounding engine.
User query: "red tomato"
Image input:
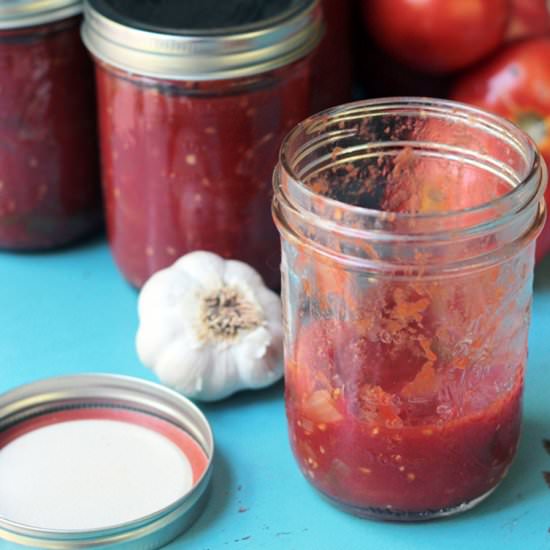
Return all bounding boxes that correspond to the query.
[451,38,550,262]
[362,0,510,74]
[506,0,550,42]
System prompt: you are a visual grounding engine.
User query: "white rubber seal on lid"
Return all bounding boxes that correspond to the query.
[0,374,214,550]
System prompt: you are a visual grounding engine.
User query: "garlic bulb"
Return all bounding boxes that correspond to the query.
[136,251,283,401]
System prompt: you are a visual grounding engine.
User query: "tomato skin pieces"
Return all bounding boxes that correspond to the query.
[451,38,550,262]
[361,0,511,75]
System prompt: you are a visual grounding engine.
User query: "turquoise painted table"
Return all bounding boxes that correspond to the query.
[0,238,549,550]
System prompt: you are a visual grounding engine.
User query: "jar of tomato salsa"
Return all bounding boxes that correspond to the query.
[273,98,546,520]
[0,1,102,250]
[81,0,322,289]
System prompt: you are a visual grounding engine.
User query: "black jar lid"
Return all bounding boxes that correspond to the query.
[81,0,322,81]
[0,0,81,29]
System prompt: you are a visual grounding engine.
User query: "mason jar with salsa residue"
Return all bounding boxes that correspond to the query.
[0,0,102,250]
[81,0,322,289]
[273,98,546,520]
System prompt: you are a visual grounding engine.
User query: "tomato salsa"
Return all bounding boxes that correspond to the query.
[286,319,523,516]
[0,16,101,250]
[94,61,313,288]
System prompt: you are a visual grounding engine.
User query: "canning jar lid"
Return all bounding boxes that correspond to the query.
[81,0,323,80]
[0,0,82,29]
[0,374,214,549]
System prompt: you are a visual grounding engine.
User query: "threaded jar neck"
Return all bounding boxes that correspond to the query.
[82,0,322,81]
[273,98,547,278]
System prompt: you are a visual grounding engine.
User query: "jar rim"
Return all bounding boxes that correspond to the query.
[0,0,81,29]
[274,97,547,275]
[81,0,322,81]
[279,97,545,225]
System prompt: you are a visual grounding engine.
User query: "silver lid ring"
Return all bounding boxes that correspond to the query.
[0,0,81,30]
[81,0,323,81]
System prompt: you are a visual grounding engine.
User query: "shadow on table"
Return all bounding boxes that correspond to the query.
[451,414,549,523]
[371,414,550,532]
[184,448,234,537]
[534,254,550,291]
[202,380,284,415]
[0,230,107,258]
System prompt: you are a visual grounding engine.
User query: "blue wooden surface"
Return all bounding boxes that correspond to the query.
[0,237,549,550]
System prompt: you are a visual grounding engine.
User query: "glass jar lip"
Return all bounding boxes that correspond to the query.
[81,0,322,81]
[279,97,545,225]
[0,0,81,29]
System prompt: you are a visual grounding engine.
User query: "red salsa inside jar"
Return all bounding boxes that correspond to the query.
[287,317,524,516]
[85,0,321,288]
[95,63,313,289]
[0,17,101,249]
[281,119,535,518]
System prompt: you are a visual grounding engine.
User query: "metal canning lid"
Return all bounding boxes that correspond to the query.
[0,1,82,30]
[0,374,214,550]
[81,0,323,81]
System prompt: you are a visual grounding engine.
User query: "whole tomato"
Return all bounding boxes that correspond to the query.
[451,38,550,262]
[362,0,510,75]
[507,0,550,42]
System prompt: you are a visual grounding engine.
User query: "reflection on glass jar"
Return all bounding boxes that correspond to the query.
[0,3,101,250]
[82,0,323,289]
[273,98,546,520]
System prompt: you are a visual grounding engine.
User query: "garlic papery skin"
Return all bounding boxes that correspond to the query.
[136,251,283,401]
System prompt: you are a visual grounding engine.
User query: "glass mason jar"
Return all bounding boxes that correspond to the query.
[0,1,101,250]
[82,0,322,289]
[273,98,546,520]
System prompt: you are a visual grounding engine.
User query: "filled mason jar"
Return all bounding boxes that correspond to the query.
[0,1,101,250]
[273,98,546,520]
[82,0,322,289]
